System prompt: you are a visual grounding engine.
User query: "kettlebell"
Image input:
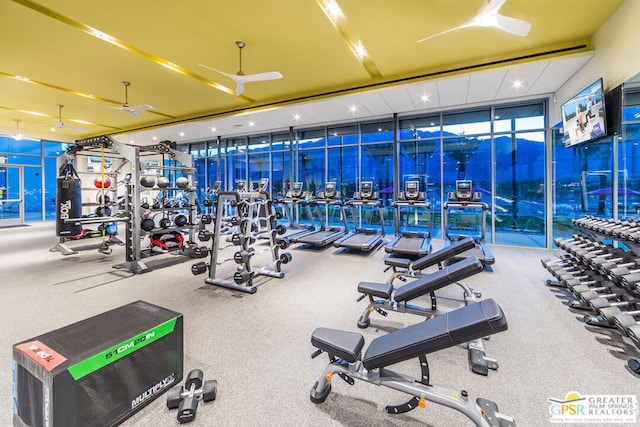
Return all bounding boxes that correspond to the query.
[159,217,171,229]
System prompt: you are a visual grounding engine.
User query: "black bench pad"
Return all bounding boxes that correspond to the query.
[412,236,476,270]
[394,257,483,303]
[362,298,507,370]
[384,256,412,268]
[357,282,394,299]
[311,328,365,363]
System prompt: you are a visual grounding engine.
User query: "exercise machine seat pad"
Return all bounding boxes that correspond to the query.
[412,236,476,270]
[362,298,507,370]
[357,282,394,299]
[311,328,365,363]
[393,257,483,303]
[383,256,412,269]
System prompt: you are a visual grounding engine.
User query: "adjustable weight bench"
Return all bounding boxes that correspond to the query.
[357,256,497,375]
[309,299,515,426]
[384,236,478,281]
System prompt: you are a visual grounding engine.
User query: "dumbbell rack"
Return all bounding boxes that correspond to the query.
[543,216,640,375]
[201,190,291,294]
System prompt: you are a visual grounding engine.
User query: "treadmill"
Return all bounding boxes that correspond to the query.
[385,180,432,259]
[443,179,495,267]
[290,182,348,247]
[271,181,316,240]
[333,181,386,252]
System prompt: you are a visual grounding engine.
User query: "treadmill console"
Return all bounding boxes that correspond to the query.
[291,182,304,198]
[258,178,269,191]
[360,181,374,200]
[404,181,420,200]
[455,180,472,200]
[212,180,221,195]
[324,182,337,199]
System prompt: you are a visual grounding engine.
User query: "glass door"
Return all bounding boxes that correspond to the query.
[0,165,24,226]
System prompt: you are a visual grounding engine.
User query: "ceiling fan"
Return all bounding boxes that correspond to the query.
[54,104,88,131]
[417,0,531,43]
[111,81,153,117]
[199,41,283,96]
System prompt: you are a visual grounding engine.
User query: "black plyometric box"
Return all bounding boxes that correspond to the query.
[12,301,183,427]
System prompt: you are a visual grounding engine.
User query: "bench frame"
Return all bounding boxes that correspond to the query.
[310,351,514,426]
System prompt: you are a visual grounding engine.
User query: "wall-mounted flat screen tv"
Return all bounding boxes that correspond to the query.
[562,78,607,147]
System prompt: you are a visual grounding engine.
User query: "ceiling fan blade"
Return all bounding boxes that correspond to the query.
[495,14,531,36]
[54,119,87,131]
[198,63,238,79]
[417,23,473,43]
[131,104,154,111]
[235,82,245,96]
[125,109,142,117]
[241,71,283,82]
[478,0,507,16]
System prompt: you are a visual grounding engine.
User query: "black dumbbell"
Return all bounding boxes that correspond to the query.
[277,237,290,250]
[230,234,255,246]
[191,262,209,275]
[279,252,292,264]
[192,246,209,258]
[200,214,213,225]
[198,230,212,242]
[166,369,217,424]
[234,249,256,264]
[274,224,286,235]
[233,270,254,284]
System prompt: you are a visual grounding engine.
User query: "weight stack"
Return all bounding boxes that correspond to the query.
[12,301,183,427]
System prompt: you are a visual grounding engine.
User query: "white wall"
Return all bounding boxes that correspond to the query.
[551,0,640,124]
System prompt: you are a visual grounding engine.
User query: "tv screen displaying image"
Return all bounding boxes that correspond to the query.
[562,79,607,147]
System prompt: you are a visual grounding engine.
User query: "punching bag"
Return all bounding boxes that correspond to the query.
[56,163,83,237]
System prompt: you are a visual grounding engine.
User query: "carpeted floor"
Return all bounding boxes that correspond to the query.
[1,222,638,426]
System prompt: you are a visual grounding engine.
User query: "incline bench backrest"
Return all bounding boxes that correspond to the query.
[362,299,507,370]
[393,257,483,303]
[412,236,476,270]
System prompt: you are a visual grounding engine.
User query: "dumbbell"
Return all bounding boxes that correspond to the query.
[192,246,209,258]
[198,230,212,242]
[279,252,292,264]
[233,270,254,284]
[274,224,286,235]
[230,234,255,246]
[166,369,217,424]
[234,248,256,264]
[276,237,291,250]
[570,286,626,309]
[191,262,209,275]
[200,215,213,225]
[587,302,640,327]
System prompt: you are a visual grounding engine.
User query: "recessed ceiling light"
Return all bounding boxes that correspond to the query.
[512,80,523,89]
[377,128,382,132]
[152,136,157,141]
[211,127,217,132]
[349,105,358,113]
[430,122,435,126]
[129,139,134,144]
[420,95,430,102]
[293,113,301,121]
[495,115,501,119]
[248,121,255,127]
[179,132,185,137]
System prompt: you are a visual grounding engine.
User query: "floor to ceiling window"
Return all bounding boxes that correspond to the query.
[180,99,552,247]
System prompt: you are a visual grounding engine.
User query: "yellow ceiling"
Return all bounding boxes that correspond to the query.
[0,0,624,142]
